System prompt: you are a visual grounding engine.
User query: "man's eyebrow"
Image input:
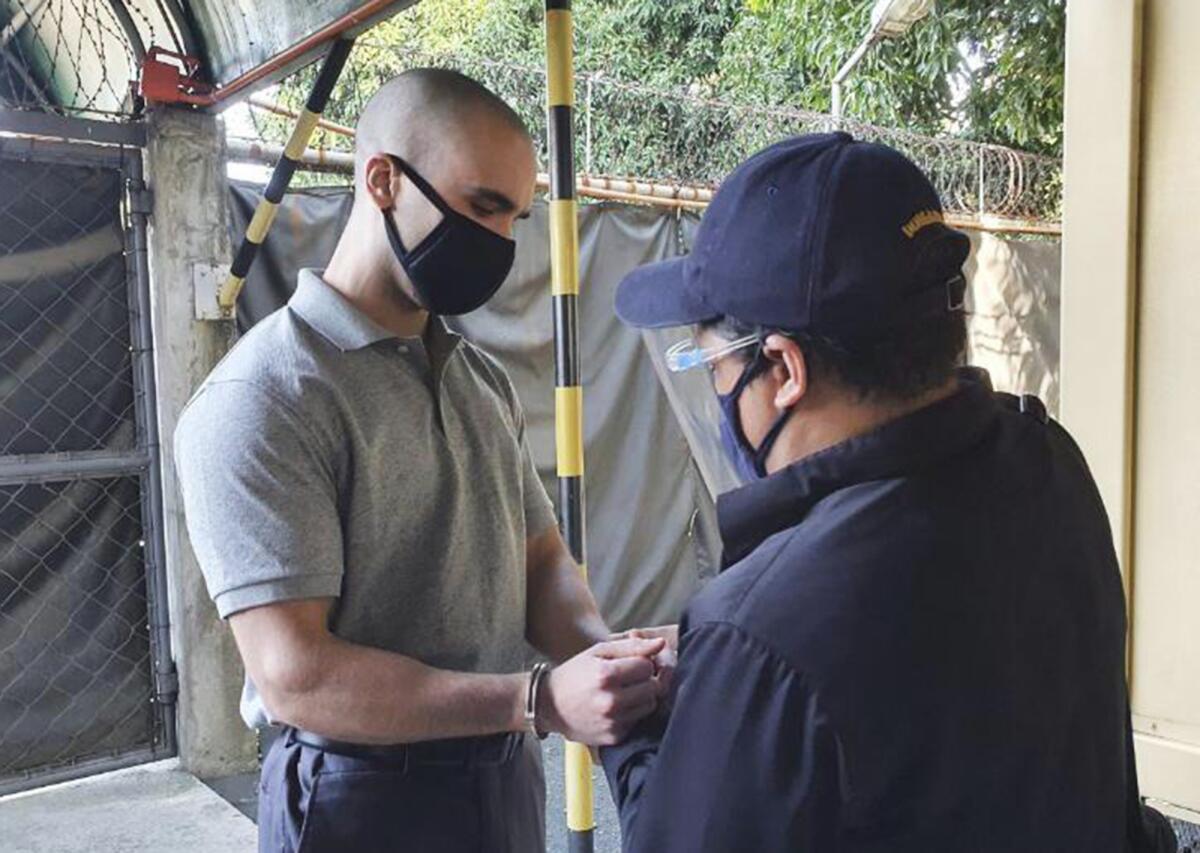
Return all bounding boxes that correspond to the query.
[466,186,519,213]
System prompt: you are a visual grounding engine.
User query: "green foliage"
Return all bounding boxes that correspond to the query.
[717,0,1065,154]
[362,0,1063,156]
[262,0,1064,189]
[368,0,745,90]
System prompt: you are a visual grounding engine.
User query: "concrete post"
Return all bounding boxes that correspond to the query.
[144,107,257,778]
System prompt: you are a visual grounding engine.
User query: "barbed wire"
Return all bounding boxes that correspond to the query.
[0,0,176,119]
[244,43,1061,224]
[0,6,1061,223]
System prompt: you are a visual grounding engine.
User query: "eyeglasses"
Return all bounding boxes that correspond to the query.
[665,334,760,373]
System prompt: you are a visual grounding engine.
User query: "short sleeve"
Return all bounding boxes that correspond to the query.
[174,380,343,618]
[513,393,558,540]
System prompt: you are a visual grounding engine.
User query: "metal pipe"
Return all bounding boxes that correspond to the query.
[831,33,877,118]
[225,141,1060,231]
[125,151,178,756]
[249,96,356,137]
[576,173,714,205]
[218,38,355,316]
[227,138,354,173]
[0,0,49,50]
[226,138,714,211]
[241,97,717,208]
[189,0,400,107]
[0,107,147,147]
[945,214,1061,236]
[0,449,150,486]
[566,182,708,211]
[543,2,595,851]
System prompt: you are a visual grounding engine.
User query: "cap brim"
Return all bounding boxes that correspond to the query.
[614,256,720,329]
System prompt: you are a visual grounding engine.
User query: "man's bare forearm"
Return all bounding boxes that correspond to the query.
[269,637,527,744]
[231,597,666,748]
[231,601,526,745]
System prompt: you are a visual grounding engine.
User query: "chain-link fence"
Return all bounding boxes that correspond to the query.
[0,0,180,119]
[0,158,136,455]
[0,142,173,794]
[230,43,1062,225]
[0,477,157,780]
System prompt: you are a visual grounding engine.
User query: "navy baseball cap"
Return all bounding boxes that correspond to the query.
[614,132,970,335]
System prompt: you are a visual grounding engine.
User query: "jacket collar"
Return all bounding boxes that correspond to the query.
[717,368,999,567]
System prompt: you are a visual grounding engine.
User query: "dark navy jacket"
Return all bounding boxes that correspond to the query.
[603,369,1159,853]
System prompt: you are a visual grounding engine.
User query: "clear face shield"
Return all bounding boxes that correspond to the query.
[638,329,762,496]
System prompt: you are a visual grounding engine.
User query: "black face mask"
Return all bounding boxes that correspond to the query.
[717,348,795,481]
[380,154,516,316]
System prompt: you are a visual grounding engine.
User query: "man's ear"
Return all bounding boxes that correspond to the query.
[364,154,398,210]
[764,333,807,409]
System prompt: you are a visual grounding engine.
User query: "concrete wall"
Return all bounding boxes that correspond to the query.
[144,108,255,778]
[1062,0,1200,823]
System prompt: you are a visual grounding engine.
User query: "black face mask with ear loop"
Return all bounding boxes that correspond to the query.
[380,153,516,316]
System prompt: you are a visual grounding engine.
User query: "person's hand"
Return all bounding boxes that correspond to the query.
[623,624,678,649]
[626,624,678,703]
[538,636,665,746]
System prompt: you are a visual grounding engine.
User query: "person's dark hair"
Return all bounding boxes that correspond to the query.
[702,310,967,403]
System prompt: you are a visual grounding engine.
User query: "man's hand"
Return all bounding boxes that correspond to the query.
[538,636,665,745]
[623,625,679,702]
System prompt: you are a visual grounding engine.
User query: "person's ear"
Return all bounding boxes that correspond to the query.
[364,154,399,210]
[763,333,807,409]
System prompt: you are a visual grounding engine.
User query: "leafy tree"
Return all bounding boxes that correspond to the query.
[718,0,1064,155]
[363,0,1063,155]
[259,0,1064,191]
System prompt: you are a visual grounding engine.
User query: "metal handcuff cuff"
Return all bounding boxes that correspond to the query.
[524,661,551,740]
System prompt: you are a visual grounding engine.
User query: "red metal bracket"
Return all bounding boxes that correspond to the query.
[139,46,214,106]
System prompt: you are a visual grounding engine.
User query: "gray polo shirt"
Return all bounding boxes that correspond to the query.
[175,269,557,729]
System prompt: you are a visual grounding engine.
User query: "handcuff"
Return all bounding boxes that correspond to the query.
[524,661,551,740]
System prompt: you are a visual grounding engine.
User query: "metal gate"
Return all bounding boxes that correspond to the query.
[0,135,175,795]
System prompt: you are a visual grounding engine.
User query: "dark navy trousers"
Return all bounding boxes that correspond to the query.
[258,728,545,853]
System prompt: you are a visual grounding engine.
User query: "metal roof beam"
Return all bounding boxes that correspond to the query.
[0,107,146,146]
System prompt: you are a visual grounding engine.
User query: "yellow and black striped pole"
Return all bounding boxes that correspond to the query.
[216,38,355,317]
[545,2,594,851]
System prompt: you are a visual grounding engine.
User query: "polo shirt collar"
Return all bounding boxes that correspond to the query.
[716,367,1000,568]
[289,268,460,353]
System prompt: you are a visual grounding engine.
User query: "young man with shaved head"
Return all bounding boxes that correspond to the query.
[175,69,669,853]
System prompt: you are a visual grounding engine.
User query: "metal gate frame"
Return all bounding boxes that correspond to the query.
[0,121,176,795]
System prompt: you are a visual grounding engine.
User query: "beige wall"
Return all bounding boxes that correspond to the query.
[1127,0,1200,818]
[1062,0,1200,821]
